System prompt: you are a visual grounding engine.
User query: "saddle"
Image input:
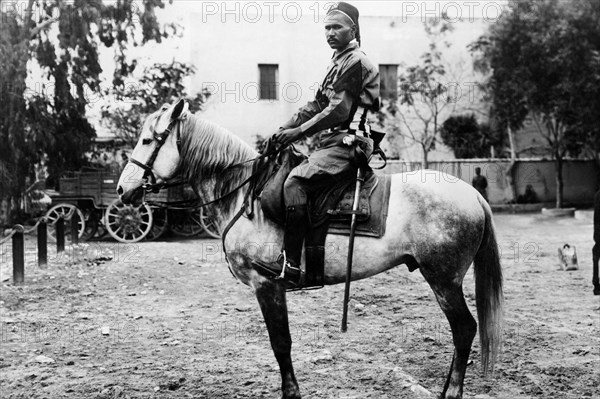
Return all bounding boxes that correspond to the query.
[256,144,391,288]
[260,146,391,237]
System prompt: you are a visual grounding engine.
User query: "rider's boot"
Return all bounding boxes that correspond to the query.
[304,245,325,287]
[252,205,308,287]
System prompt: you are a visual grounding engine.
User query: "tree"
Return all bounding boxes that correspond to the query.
[470,0,600,208]
[381,18,456,168]
[101,61,211,148]
[0,0,175,223]
[440,114,506,159]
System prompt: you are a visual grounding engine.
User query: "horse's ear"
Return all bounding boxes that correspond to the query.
[171,99,188,120]
[154,99,187,132]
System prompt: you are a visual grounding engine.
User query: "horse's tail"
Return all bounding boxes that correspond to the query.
[473,198,504,375]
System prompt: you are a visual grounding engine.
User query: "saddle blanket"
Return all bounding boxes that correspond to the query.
[321,173,391,238]
[258,145,392,238]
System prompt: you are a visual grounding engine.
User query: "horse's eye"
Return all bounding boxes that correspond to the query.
[142,138,152,145]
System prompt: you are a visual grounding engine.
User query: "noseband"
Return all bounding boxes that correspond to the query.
[129,116,182,193]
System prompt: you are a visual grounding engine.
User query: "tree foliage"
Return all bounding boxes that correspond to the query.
[101,61,210,148]
[440,114,505,159]
[0,0,174,222]
[470,0,600,206]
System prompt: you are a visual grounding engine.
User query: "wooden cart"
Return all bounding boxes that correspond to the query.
[46,169,220,243]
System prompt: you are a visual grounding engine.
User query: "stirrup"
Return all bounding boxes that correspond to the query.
[251,251,304,287]
[277,251,290,279]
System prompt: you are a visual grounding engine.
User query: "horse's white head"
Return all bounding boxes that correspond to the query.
[117,99,188,204]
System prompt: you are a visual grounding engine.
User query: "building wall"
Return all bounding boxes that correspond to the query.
[382,159,598,205]
[189,11,490,157]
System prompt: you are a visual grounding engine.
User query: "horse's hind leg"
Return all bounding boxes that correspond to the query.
[255,280,301,399]
[426,280,477,399]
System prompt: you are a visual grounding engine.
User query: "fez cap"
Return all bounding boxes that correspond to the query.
[326,2,359,26]
[326,2,361,44]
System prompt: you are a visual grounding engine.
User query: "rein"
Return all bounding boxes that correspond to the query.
[138,128,285,212]
[142,170,256,210]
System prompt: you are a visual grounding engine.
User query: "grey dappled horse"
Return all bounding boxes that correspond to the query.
[117,100,503,399]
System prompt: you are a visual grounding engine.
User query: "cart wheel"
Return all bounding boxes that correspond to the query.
[45,203,86,242]
[200,207,221,239]
[105,199,153,243]
[169,209,204,237]
[146,208,168,241]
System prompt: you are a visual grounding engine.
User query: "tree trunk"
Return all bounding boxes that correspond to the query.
[555,151,564,208]
[506,126,518,203]
[0,198,9,226]
[422,145,429,169]
[507,125,517,160]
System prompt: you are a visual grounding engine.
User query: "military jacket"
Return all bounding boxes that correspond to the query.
[281,40,380,173]
[282,40,379,135]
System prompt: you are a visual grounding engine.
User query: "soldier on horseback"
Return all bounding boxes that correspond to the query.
[255,2,380,286]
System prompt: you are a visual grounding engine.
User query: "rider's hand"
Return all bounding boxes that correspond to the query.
[272,127,303,146]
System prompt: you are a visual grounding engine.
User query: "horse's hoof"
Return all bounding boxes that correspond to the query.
[282,387,301,399]
[439,389,462,399]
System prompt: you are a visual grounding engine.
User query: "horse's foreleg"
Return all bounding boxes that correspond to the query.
[255,280,301,399]
[428,282,477,399]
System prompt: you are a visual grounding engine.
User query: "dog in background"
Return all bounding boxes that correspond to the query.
[558,244,579,271]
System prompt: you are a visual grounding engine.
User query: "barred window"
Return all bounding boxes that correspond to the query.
[379,64,398,100]
[259,64,278,100]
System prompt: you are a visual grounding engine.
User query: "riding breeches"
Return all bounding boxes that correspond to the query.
[283,145,355,207]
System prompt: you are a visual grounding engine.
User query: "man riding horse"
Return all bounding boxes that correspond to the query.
[117,3,503,395]
[255,2,381,286]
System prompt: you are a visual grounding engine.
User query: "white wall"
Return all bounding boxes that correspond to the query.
[189,9,490,159]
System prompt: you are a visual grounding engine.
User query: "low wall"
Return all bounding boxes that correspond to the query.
[381,159,598,205]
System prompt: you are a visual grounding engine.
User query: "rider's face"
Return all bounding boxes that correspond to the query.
[324,13,355,50]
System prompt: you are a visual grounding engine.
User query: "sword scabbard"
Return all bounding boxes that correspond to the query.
[341,167,365,332]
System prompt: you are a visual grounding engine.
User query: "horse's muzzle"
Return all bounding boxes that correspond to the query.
[119,186,144,205]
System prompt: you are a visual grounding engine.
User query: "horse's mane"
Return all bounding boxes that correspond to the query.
[178,114,257,213]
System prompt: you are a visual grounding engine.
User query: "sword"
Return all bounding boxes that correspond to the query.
[341,166,365,332]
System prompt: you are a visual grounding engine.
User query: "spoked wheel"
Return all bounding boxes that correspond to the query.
[169,209,204,237]
[105,199,153,243]
[45,203,86,242]
[200,207,221,239]
[146,207,168,241]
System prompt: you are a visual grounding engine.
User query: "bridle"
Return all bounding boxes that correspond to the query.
[127,110,288,213]
[129,116,183,193]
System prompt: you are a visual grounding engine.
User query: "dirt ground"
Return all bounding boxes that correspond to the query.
[0,213,599,399]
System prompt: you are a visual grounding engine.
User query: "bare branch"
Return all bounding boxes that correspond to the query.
[29,17,59,39]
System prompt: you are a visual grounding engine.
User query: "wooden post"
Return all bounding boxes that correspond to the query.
[70,212,79,245]
[37,221,47,268]
[12,225,24,285]
[56,217,65,253]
